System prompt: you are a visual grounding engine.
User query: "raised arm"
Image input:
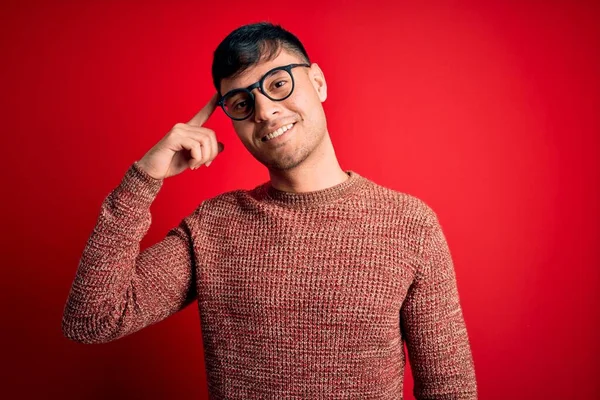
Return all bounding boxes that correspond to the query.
[400,209,478,399]
[61,161,198,344]
[62,94,223,344]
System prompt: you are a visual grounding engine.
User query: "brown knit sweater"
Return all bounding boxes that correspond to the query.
[62,161,477,399]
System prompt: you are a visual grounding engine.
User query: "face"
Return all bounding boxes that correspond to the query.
[219,48,328,171]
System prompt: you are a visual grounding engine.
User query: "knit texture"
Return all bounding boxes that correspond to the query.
[62,161,478,399]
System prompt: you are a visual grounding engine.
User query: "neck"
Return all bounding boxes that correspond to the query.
[267,133,348,193]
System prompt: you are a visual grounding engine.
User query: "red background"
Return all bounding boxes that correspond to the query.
[1,0,598,398]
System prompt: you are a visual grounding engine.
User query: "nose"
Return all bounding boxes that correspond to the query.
[252,88,281,123]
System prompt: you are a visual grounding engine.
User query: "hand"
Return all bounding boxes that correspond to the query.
[137,93,225,180]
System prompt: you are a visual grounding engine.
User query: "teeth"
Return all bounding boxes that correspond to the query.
[264,123,294,141]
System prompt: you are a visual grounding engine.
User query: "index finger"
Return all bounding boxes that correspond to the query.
[187,93,219,127]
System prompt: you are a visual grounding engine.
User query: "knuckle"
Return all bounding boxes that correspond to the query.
[200,127,215,136]
[201,138,212,157]
[197,133,209,144]
[202,131,217,146]
[172,122,187,132]
[195,142,205,158]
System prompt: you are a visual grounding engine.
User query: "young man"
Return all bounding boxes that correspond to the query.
[62,22,477,399]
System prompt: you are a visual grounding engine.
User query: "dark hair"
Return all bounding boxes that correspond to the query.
[211,22,310,93]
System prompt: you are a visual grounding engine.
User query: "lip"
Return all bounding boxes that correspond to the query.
[260,123,296,144]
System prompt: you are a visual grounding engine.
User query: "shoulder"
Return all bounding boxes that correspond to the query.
[358,174,439,225]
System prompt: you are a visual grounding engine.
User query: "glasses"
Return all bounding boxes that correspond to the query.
[217,63,311,121]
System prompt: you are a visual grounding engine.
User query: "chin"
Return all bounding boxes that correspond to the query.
[263,146,312,171]
[266,158,302,171]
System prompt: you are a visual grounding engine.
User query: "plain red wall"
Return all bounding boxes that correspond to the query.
[1,0,598,398]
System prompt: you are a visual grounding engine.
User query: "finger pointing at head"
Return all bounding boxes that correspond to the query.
[188,93,219,127]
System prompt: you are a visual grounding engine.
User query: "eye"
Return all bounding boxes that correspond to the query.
[267,79,289,94]
[234,100,248,110]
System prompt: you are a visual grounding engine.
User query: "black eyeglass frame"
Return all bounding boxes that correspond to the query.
[217,63,311,121]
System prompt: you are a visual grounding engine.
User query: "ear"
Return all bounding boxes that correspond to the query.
[309,63,327,102]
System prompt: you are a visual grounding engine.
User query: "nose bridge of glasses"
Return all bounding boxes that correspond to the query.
[246,80,262,95]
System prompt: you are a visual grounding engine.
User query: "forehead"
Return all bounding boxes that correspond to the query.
[220,48,305,95]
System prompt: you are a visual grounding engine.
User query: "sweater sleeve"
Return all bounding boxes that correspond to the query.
[400,210,478,399]
[61,161,198,344]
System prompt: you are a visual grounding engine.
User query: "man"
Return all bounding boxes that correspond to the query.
[62,22,477,399]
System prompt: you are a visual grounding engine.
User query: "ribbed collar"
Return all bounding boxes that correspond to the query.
[258,170,367,208]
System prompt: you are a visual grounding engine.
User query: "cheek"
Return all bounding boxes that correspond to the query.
[287,93,314,116]
[290,90,322,121]
[233,122,255,144]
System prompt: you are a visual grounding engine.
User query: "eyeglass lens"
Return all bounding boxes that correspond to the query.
[223,68,293,120]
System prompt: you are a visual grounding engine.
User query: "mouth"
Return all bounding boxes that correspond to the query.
[261,123,295,142]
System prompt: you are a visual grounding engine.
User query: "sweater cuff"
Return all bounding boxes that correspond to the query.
[119,161,164,205]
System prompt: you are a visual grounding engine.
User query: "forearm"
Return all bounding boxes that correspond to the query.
[403,288,477,399]
[62,161,166,344]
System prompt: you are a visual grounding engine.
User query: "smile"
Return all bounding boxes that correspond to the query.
[261,123,295,142]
